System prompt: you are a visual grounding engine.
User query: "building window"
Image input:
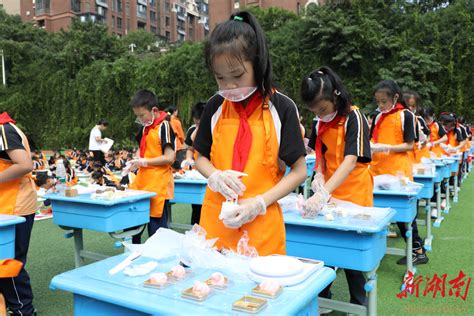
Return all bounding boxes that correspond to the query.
[150,11,156,22]
[71,0,81,12]
[116,0,123,13]
[112,16,115,27]
[151,26,157,34]
[150,0,156,5]
[36,0,51,15]
[178,33,185,41]
[165,1,170,11]
[165,16,170,26]
[137,21,146,29]
[96,5,107,17]
[165,31,170,39]
[117,17,123,29]
[137,4,146,19]
[177,19,185,30]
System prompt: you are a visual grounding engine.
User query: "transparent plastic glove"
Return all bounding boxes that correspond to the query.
[129,158,148,168]
[371,143,391,154]
[426,142,433,149]
[222,196,266,229]
[208,170,247,200]
[303,190,330,218]
[180,159,194,170]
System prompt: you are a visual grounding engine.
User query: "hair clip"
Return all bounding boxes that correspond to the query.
[234,16,243,22]
[334,90,341,96]
[307,77,313,81]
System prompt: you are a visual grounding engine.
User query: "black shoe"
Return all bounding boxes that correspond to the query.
[397,252,429,265]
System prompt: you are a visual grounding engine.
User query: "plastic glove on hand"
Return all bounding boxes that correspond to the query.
[303,191,329,218]
[222,196,266,229]
[371,143,391,154]
[208,170,247,200]
[180,159,195,170]
[129,158,148,168]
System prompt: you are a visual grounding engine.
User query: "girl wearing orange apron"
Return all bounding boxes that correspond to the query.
[0,112,37,316]
[183,101,206,225]
[423,108,448,157]
[404,91,431,163]
[301,67,372,306]
[194,12,307,256]
[127,89,176,244]
[370,80,429,266]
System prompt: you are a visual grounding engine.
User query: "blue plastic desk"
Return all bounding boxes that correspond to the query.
[0,215,26,259]
[169,179,207,231]
[373,187,421,280]
[171,179,207,205]
[50,254,336,316]
[46,192,155,267]
[413,174,436,251]
[285,209,395,316]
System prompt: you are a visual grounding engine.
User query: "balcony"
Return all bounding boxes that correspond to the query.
[35,8,50,15]
[137,11,147,20]
[77,12,105,24]
[137,0,147,5]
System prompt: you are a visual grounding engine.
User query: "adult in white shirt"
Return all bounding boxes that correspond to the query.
[89,119,109,165]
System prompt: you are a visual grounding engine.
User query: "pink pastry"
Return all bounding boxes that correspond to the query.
[150,273,167,285]
[259,279,280,295]
[192,280,210,297]
[210,272,226,286]
[171,265,186,278]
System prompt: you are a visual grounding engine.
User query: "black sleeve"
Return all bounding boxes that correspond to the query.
[184,126,196,147]
[344,110,372,163]
[436,122,447,138]
[455,128,466,143]
[418,117,431,137]
[460,125,468,139]
[403,110,416,143]
[160,121,176,152]
[308,119,317,150]
[0,124,25,160]
[194,94,224,160]
[273,93,306,166]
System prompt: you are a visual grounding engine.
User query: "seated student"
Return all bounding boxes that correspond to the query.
[64,159,78,186]
[113,151,125,171]
[91,171,120,188]
[35,173,56,209]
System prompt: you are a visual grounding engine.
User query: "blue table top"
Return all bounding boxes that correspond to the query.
[174,178,207,185]
[413,173,436,179]
[45,191,156,206]
[373,187,421,197]
[50,254,336,315]
[284,209,395,233]
[0,214,26,227]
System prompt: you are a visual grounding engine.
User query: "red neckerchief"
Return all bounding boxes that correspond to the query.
[231,91,263,172]
[0,112,16,124]
[139,112,168,158]
[371,103,405,143]
[315,114,343,170]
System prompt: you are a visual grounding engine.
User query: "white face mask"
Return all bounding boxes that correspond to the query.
[135,111,156,127]
[317,111,338,123]
[217,86,257,102]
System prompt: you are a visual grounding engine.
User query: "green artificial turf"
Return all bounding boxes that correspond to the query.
[25,175,473,315]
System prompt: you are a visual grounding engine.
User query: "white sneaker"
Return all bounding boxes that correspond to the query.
[431,208,438,219]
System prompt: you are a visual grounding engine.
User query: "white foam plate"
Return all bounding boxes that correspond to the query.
[249,255,304,278]
[248,257,324,286]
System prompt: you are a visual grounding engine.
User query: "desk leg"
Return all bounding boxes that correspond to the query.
[453,173,459,203]
[444,179,451,214]
[433,182,444,228]
[424,198,432,252]
[366,267,378,316]
[73,229,85,268]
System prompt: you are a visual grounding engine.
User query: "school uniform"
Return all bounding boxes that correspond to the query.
[194,91,306,256]
[308,107,372,306]
[0,116,37,316]
[409,116,431,163]
[370,105,416,180]
[428,121,447,157]
[370,106,426,258]
[445,126,467,185]
[128,115,175,243]
[184,124,202,225]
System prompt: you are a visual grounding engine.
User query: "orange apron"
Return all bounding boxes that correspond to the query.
[428,122,445,157]
[129,123,174,218]
[370,110,413,180]
[0,123,37,215]
[200,98,286,256]
[322,112,373,207]
[444,129,462,156]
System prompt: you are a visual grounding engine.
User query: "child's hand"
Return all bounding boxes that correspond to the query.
[222,195,266,228]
